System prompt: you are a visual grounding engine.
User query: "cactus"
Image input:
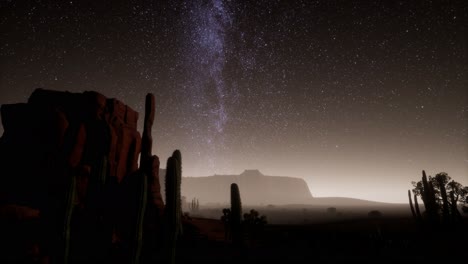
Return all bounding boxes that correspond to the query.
[140,94,155,168]
[421,171,439,225]
[449,191,462,222]
[421,171,430,205]
[172,149,182,170]
[414,194,422,221]
[131,172,148,264]
[412,170,464,227]
[139,93,155,184]
[435,175,450,224]
[412,171,467,235]
[243,209,268,243]
[189,198,200,212]
[139,93,163,208]
[230,183,242,246]
[63,173,77,264]
[221,208,231,240]
[97,155,108,189]
[171,149,183,235]
[165,151,182,264]
[427,181,439,224]
[408,190,416,219]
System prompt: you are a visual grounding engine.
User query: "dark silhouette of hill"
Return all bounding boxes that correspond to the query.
[291,197,404,207]
[159,169,313,205]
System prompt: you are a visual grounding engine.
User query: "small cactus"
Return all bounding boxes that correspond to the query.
[189,198,200,212]
[221,208,231,240]
[242,209,267,242]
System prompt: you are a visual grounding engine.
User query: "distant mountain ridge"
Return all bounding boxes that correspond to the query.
[159,169,313,205]
[285,197,405,207]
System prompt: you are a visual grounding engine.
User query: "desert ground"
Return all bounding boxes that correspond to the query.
[2,203,466,263]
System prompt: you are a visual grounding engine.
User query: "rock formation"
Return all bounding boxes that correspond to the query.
[159,169,313,205]
[0,88,164,262]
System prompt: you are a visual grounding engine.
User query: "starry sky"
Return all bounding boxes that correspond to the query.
[1,1,467,203]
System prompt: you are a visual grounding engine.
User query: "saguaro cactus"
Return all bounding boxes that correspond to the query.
[140,94,155,168]
[171,149,183,234]
[132,172,148,264]
[421,171,439,224]
[449,191,462,222]
[230,183,242,246]
[408,190,416,219]
[408,189,423,223]
[139,93,164,210]
[435,175,450,224]
[63,173,77,264]
[165,150,182,264]
[414,194,422,221]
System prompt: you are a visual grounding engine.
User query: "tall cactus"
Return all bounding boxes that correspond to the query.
[140,93,155,168]
[165,150,182,264]
[412,170,465,230]
[408,190,416,219]
[171,149,183,234]
[427,181,439,224]
[97,155,108,190]
[435,175,450,224]
[131,172,148,264]
[414,194,422,221]
[62,173,77,264]
[230,183,242,246]
[421,171,438,224]
[139,93,164,211]
[449,191,462,222]
[138,93,164,261]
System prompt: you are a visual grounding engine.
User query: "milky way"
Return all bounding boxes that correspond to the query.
[180,0,233,170]
[0,1,466,202]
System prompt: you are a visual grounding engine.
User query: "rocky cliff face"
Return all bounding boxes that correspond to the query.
[160,169,313,205]
[0,89,157,205]
[0,89,164,262]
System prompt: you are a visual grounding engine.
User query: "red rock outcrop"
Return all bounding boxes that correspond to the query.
[0,88,164,262]
[0,89,143,205]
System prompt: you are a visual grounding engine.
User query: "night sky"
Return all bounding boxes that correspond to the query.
[1,1,466,203]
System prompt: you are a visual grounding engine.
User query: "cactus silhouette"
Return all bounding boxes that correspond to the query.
[62,174,77,264]
[421,171,439,225]
[140,94,155,168]
[132,172,148,264]
[411,170,466,228]
[435,174,450,224]
[243,209,268,243]
[171,149,183,234]
[449,191,462,222]
[414,194,422,221]
[408,190,416,219]
[189,198,199,212]
[221,208,231,240]
[165,150,182,264]
[230,183,242,246]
